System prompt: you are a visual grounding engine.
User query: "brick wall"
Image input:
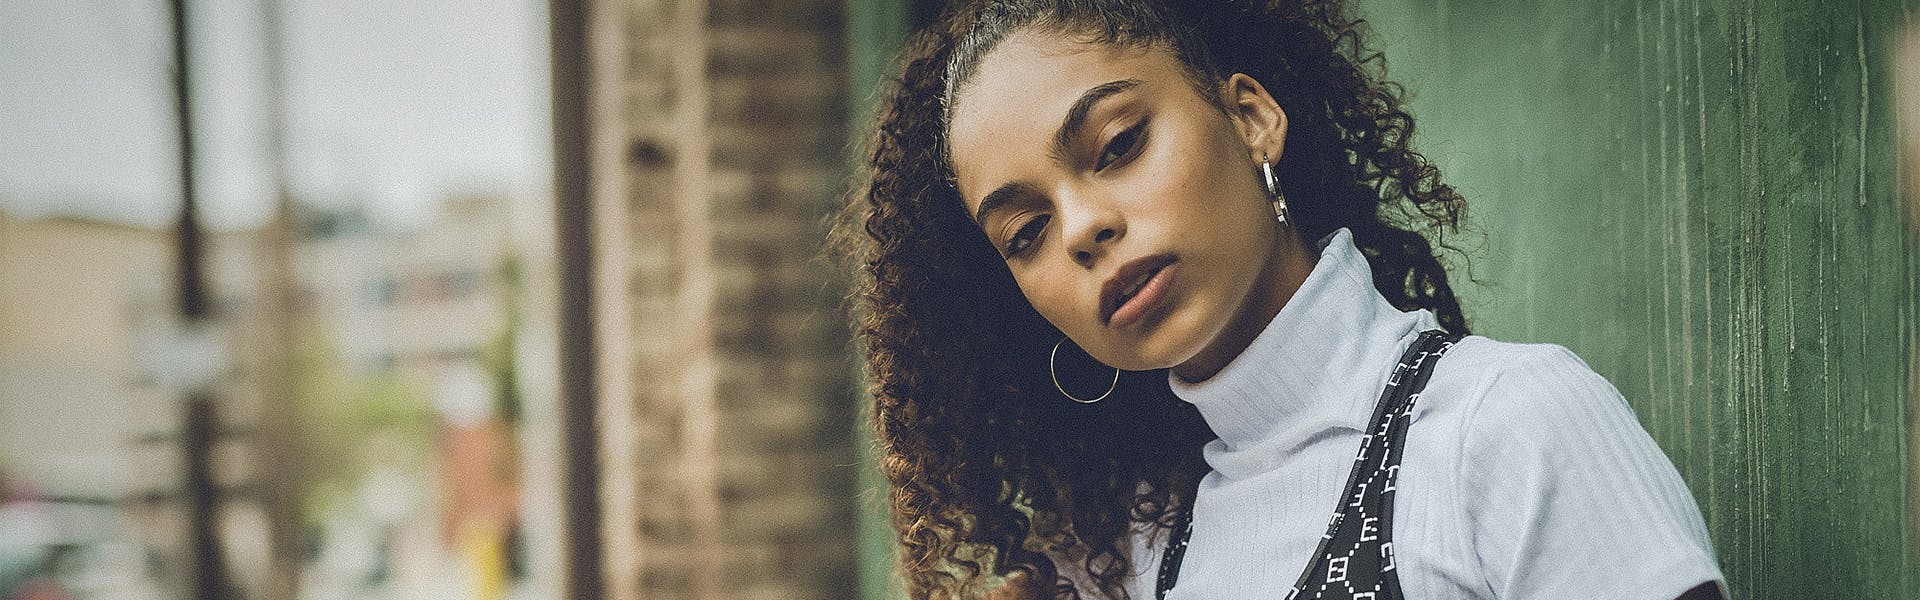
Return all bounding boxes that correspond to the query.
[588,1,857,598]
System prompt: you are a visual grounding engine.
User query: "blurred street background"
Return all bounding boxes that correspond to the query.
[3,0,557,598]
[2,1,1918,599]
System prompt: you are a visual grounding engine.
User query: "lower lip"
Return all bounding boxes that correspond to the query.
[1108,263,1175,328]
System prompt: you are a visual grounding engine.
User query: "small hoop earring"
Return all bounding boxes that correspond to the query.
[1261,153,1290,224]
[1050,337,1119,404]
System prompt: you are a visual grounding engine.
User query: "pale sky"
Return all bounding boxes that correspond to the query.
[0,0,550,230]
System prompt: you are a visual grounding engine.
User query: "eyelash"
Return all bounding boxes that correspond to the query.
[1004,214,1050,258]
[1095,119,1149,172]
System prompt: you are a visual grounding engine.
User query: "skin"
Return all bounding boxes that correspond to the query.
[947,30,1318,382]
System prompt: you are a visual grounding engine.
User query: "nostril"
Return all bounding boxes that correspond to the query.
[1074,250,1092,264]
[1095,228,1116,242]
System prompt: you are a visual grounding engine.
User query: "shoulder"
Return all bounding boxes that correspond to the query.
[1425,335,1659,484]
[1424,336,1725,598]
[1428,335,1610,396]
[1421,336,1633,437]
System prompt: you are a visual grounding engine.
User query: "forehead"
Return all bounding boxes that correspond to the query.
[946,31,1192,195]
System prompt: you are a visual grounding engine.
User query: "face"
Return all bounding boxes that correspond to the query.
[947,30,1300,375]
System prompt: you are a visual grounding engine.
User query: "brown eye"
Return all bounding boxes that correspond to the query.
[1095,119,1148,171]
[1004,214,1050,258]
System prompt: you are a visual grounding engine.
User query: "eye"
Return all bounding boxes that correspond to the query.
[1094,119,1149,172]
[1004,214,1051,258]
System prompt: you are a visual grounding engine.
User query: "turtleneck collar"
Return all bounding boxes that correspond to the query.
[1168,228,1440,450]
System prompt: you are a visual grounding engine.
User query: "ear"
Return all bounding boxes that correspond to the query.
[1223,73,1289,164]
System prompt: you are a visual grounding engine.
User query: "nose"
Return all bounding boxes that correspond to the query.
[1061,195,1124,268]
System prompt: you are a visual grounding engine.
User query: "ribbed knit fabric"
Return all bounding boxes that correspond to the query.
[1053,229,1724,600]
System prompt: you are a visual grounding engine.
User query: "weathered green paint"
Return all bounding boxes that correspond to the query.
[847,0,1920,597]
[1365,0,1920,597]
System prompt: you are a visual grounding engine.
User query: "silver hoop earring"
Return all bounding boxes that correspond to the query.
[1050,337,1119,404]
[1261,153,1290,224]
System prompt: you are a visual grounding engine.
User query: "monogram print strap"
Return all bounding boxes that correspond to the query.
[1157,330,1457,600]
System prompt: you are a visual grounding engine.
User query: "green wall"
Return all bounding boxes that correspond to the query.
[847,1,1920,597]
[1365,0,1920,597]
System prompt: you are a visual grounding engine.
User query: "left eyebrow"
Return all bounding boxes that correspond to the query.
[1049,79,1142,163]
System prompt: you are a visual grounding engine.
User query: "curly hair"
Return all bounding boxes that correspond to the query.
[834,1,1470,598]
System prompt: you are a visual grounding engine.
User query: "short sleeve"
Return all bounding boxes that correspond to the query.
[1457,345,1725,600]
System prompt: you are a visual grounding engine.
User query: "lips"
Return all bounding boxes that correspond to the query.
[1099,254,1178,326]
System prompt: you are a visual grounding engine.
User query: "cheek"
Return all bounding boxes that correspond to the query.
[1012,266,1085,326]
[1143,118,1249,207]
[1124,142,1254,234]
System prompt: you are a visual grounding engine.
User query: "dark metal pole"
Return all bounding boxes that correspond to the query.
[549,0,605,597]
[171,0,204,321]
[170,0,233,598]
[182,394,231,600]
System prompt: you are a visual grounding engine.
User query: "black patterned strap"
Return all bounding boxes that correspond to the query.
[1157,330,1458,600]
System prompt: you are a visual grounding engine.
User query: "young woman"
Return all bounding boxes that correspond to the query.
[838,1,1725,598]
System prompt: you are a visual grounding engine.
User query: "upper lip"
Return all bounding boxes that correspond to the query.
[1099,253,1177,325]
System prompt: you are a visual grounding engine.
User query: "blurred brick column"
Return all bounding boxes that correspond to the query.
[579,1,859,598]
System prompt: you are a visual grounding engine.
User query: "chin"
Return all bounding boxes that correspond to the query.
[1128,306,1235,372]
[1079,297,1223,371]
[1098,329,1206,372]
[1101,354,1173,373]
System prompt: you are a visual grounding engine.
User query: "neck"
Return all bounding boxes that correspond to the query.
[1171,231,1316,383]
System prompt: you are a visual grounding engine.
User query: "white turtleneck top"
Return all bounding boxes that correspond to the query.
[1056,229,1724,599]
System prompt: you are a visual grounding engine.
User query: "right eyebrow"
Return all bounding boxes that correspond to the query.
[973,182,1037,226]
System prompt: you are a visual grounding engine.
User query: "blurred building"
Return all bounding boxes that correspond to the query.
[0,194,547,599]
[0,211,169,599]
[0,209,263,599]
[557,1,865,598]
[287,195,537,600]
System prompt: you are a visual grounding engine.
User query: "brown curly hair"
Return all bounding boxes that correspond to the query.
[834,1,1470,598]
